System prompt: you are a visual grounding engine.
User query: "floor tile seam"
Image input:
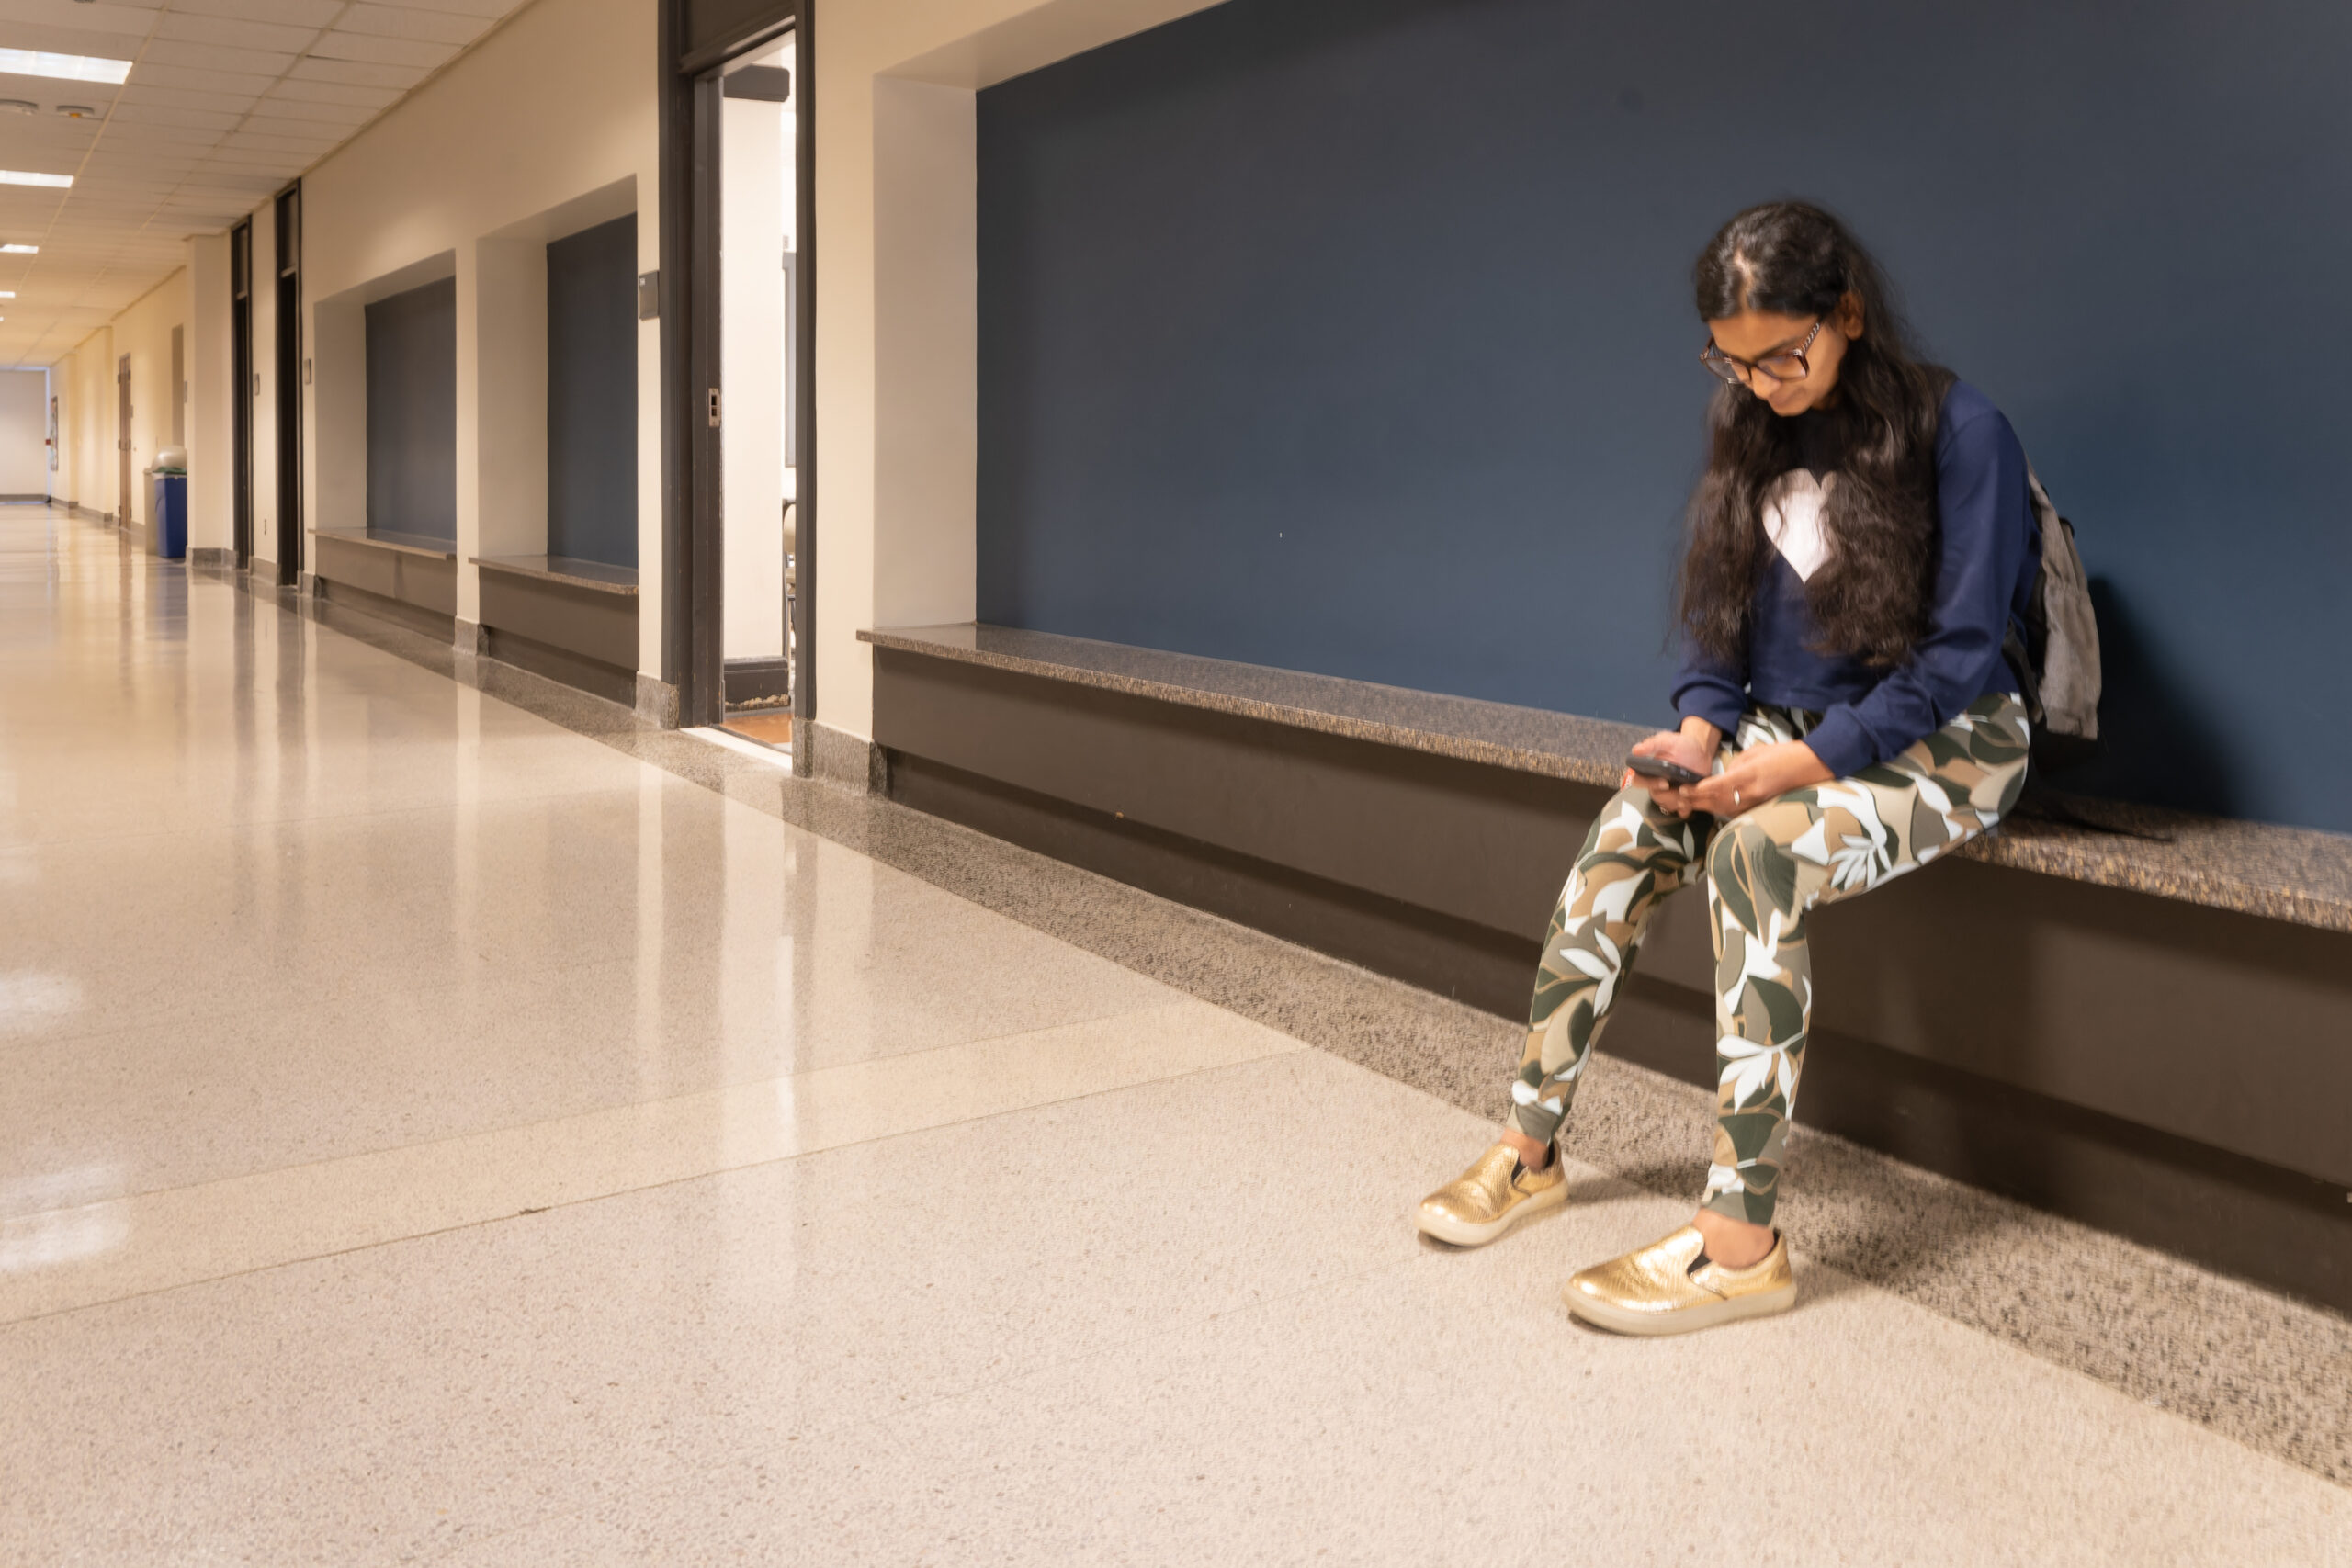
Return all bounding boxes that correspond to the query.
[0,1048,1317,1333]
[0,775,672,852]
[0,946,637,1064]
[0,995,1262,1224]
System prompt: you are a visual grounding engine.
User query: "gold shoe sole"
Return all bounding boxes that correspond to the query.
[1563,1279,1796,1337]
[1414,1179,1567,1247]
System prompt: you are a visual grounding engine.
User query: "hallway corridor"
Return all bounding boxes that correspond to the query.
[1,504,2346,1563]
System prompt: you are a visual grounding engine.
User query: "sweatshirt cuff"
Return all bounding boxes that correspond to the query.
[1802,706,1878,781]
[1675,689,1747,739]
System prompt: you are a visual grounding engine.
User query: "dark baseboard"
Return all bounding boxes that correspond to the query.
[724,657,794,705]
[890,746,2352,1313]
[317,579,454,641]
[482,627,637,708]
[1601,977,2351,1312]
[888,750,1539,1010]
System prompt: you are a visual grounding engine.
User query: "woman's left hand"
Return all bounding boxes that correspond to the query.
[1679,739,1833,818]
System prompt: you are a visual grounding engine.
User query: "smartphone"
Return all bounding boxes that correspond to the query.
[1627,752,1708,788]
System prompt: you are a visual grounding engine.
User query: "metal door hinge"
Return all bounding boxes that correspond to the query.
[707,389,721,428]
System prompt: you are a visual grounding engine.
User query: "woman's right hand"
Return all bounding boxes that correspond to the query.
[1625,721,1724,818]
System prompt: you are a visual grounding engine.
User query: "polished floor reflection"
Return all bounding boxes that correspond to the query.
[2,508,2345,1565]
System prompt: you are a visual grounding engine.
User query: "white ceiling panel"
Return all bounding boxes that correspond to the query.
[0,19,150,53]
[153,10,321,52]
[0,1,159,38]
[140,39,296,74]
[109,103,244,130]
[220,128,336,151]
[253,96,373,124]
[372,0,517,17]
[169,0,347,26]
[307,30,454,68]
[126,63,281,95]
[286,54,424,88]
[115,85,265,113]
[266,77,398,107]
[336,4,488,46]
[100,120,227,145]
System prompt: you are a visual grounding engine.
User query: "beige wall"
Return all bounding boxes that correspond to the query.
[810,0,1229,744]
[0,370,46,496]
[56,332,113,520]
[55,267,191,533]
[296,0,660,671]
[188,235,234,556]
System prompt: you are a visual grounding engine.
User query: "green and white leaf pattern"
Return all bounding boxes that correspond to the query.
[1507,694,2030,1227]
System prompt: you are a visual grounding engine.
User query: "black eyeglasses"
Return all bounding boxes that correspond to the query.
[1700,318,1825,387]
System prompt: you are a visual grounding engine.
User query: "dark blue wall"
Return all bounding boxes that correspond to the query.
[977,0,2352,834]
[365,276,456,542]
[547,215,638,568]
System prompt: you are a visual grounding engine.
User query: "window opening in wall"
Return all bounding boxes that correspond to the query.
[230,220,253,568]
[546,215,639,572]
[711,31,797,751]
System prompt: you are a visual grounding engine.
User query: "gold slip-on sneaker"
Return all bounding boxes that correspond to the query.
[1563,1225,1795,1337]
[1415,1143,1567,1247]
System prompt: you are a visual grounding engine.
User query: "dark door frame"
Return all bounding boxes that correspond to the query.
[273,183,302,588]
[660,0,810,737]
[231,220,254,568]
[116,355,130,528]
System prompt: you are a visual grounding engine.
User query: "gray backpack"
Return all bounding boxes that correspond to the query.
[2005,467,2103,773]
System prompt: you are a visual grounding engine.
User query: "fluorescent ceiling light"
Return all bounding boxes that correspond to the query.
[0,50,131,85]
[0,170,71,188]
[0,244,37,254]
[0,291,14,298]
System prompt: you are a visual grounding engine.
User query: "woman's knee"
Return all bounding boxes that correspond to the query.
[1704,818,1772,888]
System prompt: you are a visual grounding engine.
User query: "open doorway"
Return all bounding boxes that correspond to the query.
[116,355,130,530]
[712,34,798,752]
[231,220,253,567]
[274,184,303,586]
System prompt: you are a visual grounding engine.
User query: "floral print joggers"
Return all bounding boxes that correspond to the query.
[1507,693,2030,1226]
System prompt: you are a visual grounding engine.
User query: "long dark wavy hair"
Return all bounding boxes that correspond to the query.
[1677,202,1951,668]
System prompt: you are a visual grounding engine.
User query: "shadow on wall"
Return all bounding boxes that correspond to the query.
[2059,579,2236,819]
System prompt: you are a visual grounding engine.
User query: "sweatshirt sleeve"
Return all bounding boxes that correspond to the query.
[1801,402,2030,779]
[1671,634,1749,738]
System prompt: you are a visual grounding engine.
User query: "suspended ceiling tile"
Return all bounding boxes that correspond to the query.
[114,85,264,116]
[286,54,424,89]
[232,112,344,137]
[201,145,309,166]
[108,103,244,131]
[307,29,454,68]
[334,4,489,46]
[373,0,518,17]
[0,1,157,39]
[0,19,148,54]
[252,96,373,125]
[126,63,280,96]
[218,129,334,152]
[140,39,296,74]
[99,122,227,146]
[169,0,346,26]
[265,77,399,107]
[153,10,321,53]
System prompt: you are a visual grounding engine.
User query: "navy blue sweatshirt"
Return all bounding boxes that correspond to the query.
[1670,379,2039,780]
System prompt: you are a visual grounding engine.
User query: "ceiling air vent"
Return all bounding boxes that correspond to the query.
[56,105,96,118]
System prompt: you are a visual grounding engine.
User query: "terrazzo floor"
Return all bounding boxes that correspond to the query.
[3,507,2346,1565]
